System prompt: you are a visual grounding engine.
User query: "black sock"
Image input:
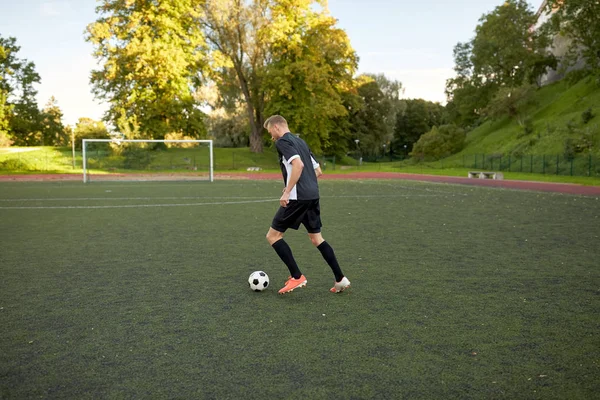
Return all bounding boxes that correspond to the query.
[272,239,302,279]
[317,241,344,282]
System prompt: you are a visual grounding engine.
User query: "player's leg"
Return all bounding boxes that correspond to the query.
[307,232,343,280]
[303,201,351,293]
[268,206,307,294]
[267,227,302,278]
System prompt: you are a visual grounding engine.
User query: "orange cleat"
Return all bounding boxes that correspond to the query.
[279,275,307,294]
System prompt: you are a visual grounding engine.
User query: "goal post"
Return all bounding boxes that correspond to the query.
[82,139,214,183]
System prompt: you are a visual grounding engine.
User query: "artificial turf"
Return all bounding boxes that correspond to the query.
[1,179,598,399]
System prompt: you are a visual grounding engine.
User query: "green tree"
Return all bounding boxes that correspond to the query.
[201,0,357,154]
[544,0,600,75]
[0,90,12,146]
[325,85,362,158]
[346,75,392,157]
[393,99,446,155]
[40,96,68,146]
[0,35,43,146]
[86,0,208,140]
[446,0,555,126]
[471,0,553,87]
[483,84,536,126]
[411,124,466,160]
[207,108,250,148]
[73,117,110,150]
[362,73,403,149]
[263,1,358,155]
[200,0,270,153]
[445,41,496,127]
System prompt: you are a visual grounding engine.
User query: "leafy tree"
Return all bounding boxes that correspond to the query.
[40,96,68,146]
[73,117,110,150]
[200,0,270,153]
[446,0,555,126]
[393,99,446,155]
[445,42,497,127]
[0,90,11,146]
[207,108,250,148]
[326,86,362,158]
[263,1,358,155]
[0,35,42,146]
[543,0,600,75]
[483,84,536,126]
[363,73,403,146]
[86,0,208,140]
[346,75,392,157]
[410,124,466,160]
[471,0,554,87]
[201,0,357,154]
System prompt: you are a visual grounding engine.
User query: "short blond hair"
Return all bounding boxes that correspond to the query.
[264,115,288,129]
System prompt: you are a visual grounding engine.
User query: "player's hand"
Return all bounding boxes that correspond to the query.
[280,191,290,207]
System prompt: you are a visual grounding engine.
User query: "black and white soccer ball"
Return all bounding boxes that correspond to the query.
[248,271,269,292]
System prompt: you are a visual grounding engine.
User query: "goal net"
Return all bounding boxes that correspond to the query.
[82,139,214,183]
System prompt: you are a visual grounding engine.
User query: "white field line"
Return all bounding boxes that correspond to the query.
[0,193,454,209]
[0,196,278,202]
[0,198,278,209]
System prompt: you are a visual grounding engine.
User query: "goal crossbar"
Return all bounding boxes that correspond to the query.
[82,139,214,183]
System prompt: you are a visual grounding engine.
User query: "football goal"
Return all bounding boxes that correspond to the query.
[82,139,214,183]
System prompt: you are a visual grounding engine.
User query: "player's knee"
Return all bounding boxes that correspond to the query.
[266,230,282,245]
[309,234,324,247]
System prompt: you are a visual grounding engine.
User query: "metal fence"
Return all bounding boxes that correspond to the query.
[460,154,600,177]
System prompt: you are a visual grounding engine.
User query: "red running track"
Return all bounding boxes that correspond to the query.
[1,172,599,196]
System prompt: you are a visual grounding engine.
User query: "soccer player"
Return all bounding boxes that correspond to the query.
[264,115,351,294]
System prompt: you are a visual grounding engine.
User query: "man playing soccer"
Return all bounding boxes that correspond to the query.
[264,115,351,294]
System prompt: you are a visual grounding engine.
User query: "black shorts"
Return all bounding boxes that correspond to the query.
[271,199,322,233]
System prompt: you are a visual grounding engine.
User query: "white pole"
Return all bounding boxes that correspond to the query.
[209,140,214,182]
[71,128,75,169]
[82,139,87,183]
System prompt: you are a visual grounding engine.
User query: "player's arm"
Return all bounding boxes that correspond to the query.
[284,157,304,193]
[310,154,322,177]
[280,157,303,207]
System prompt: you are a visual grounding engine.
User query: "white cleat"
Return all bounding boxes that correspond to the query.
[330,277,351,293]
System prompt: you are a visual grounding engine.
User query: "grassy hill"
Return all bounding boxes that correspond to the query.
[446,75,600,162]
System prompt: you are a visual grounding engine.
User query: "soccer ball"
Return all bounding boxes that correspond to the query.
[248,271,269,292]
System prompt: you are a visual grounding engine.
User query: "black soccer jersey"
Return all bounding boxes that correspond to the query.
[275,132,320,200]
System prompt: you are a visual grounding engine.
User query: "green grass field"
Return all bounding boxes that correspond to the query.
[1,179,598,399]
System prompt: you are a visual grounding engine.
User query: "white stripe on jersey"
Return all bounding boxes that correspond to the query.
[282,155,320,201]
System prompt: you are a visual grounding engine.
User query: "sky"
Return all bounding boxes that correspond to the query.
[0,0,544,126]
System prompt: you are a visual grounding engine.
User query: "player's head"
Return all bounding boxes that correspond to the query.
[264,115,288,140]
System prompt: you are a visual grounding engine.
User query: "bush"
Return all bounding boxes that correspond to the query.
[517,118,535,138]
[410,124,466,160]
[484,85,536,121]
[582,108,595,124]
[563,125,596,159]
[0,158,31,171]
[120,144,154,170]
[563,138,577,161]
[565,119,577,133]
[0,131,13,147]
